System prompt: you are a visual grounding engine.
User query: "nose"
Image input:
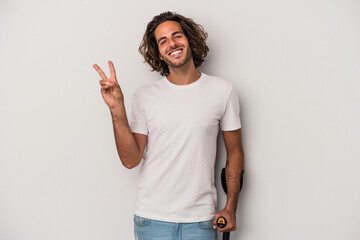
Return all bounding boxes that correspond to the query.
[168,38,176,48]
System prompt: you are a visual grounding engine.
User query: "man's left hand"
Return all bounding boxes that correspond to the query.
[212,208,236,232]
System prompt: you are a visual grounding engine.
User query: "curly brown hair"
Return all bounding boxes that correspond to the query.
[139,11,209,76]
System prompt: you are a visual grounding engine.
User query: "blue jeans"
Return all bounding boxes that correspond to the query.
[134,215,217,240]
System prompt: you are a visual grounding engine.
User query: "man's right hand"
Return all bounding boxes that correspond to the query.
[93,60,124,113]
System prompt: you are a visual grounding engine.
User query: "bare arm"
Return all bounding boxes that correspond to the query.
[110,105,147,169]
[213,128,244,232]
[93,60,147,169]
[223,128,244,213]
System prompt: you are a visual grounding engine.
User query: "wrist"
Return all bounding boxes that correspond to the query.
[224,203,237,213]
[110,104,126,121]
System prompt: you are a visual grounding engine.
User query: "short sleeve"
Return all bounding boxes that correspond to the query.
[129,91,149,135]
[220,85,242,131]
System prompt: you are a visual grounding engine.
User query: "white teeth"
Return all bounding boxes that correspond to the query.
[170,50,182,56]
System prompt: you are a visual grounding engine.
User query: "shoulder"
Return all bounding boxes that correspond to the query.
[202,72,234,93]
[132,77,165,97]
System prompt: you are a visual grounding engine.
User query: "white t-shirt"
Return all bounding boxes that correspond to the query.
[129,72,241,222]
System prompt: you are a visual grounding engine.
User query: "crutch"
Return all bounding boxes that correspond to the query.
[216,167,244,240]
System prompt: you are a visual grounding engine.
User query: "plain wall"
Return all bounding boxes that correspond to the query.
[1,0,359,239]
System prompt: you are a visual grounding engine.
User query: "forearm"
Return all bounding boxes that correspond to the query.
[225,151,244,213]
[110,104,141,169]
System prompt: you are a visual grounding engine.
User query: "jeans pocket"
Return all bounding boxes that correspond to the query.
[196,220,214,230]
[134,215,152,226]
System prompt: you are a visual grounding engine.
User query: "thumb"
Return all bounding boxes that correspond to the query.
[213,213,221,229]
[212,221,217,229]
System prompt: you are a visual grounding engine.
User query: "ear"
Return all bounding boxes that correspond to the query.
[159,53,163,60]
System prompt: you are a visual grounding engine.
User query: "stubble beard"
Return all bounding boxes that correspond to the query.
[161,47,193,69]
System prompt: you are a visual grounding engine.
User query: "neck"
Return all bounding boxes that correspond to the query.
[166,59,201,85]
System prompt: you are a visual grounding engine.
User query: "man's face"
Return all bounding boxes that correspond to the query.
[154,21,193,69]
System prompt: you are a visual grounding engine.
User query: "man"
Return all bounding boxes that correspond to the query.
[93,11,244,240]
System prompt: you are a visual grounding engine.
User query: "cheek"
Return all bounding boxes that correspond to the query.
[158,47,166,60]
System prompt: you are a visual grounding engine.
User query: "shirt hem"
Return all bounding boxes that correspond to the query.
[130,128,149,135]
[221,125,241,131]
[134,211,216,223]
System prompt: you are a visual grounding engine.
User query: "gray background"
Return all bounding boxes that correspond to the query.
[1,0,359,239]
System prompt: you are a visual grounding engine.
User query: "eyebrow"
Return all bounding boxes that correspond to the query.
[157,31,184,44]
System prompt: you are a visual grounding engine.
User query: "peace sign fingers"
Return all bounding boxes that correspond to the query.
[93,61,118,83]
[94,60,124,111]
[108,60,117,81]
[93,64,108,80]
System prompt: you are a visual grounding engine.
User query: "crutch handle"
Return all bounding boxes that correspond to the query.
[217,216,231,240]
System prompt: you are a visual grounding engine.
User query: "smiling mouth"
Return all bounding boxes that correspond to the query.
[168,48,183,57]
